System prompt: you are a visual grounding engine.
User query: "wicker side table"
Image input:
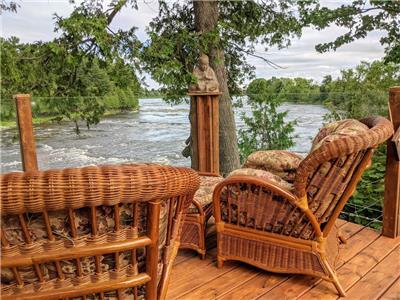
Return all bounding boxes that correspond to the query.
[180,172,223,259]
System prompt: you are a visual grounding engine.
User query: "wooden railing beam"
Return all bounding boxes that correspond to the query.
[383,86,400,238]
[14,94,38,172]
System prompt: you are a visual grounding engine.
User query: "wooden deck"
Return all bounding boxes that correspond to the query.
[167,219,400,299]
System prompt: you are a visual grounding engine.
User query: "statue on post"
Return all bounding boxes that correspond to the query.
[189,54,220,93]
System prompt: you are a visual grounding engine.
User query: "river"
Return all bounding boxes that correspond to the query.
[0,98,329,173]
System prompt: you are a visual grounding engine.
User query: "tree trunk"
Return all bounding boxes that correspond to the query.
[192,0,240,175]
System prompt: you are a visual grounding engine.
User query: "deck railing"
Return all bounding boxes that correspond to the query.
[11,87,400,238]
[383,87,400,238]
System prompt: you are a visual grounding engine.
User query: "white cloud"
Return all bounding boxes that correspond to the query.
[1,1,386,87]
[250,26,385,82]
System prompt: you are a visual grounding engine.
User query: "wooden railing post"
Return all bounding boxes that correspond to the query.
[383,86,400,238]
[188,92,221,174]
[14,94,38,172]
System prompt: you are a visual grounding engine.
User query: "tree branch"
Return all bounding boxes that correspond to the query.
[227,41,285,69]
[107,0,128,25]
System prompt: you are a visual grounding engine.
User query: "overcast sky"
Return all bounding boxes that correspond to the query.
[1,0,385,87]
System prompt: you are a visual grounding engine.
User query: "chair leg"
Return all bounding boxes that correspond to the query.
[217,256,224,268]
[198,215,206,259]
[321,257,346,297]
[331,275,346,297]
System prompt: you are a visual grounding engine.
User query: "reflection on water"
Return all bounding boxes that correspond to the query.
[0,98,329,173]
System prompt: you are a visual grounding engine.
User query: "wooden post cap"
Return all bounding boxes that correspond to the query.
[187,92,222,97]
[389,86,400,92]
[14,94,31,99]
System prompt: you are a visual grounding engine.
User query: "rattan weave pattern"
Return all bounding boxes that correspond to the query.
[219,233,325,274]
[1,164,200,214]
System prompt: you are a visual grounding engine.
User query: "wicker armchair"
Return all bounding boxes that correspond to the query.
[180,172,223,259]
[0,164,200,300]
[213,116,393,297]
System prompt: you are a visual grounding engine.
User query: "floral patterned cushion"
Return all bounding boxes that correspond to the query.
[243,150,303,182]
[228,168,293,191]
[311,119,369,151]
[187,175,224,214]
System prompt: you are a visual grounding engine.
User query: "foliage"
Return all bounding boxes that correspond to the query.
[321,60,399,228]
[299,0,400,63]
[0,0,18,13]
[0,1,141,133]
[321,61,400,120]
[1,37,140,133]
[340,145,387,229]
[271,77,321,104]
[142,0,303,103]
[238,78,297,161]
[139,88,164,99]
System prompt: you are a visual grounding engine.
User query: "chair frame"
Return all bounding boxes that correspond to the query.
[1,164,200,300]
[213,116,393,297]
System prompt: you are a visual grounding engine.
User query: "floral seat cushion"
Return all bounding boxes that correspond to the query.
[187,175,224,214]
[228,168,293,191]
[243,150,303,182]
[311,119,369,151]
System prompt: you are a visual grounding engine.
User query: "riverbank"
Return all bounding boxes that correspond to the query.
[0,108,139,130]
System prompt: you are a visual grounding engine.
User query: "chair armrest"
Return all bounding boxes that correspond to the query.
[213,175,322,239]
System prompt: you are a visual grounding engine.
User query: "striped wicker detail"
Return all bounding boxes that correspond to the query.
[1,164,200,300]
[306,150,367,225]
[180,222,201,246]
[219,182,315,240]
[220,233,325,275]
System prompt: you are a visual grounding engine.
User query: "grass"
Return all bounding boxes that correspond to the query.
[0,116,59,128]
[0,108,139,128]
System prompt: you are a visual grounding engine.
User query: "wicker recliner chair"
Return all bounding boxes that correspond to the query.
[213,116,393,296]
[0,164,200,300]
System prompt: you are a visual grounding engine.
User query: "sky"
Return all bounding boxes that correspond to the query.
[1,0,386,88]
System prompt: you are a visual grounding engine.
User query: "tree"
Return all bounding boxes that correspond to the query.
[1,1,142,132]
[143,0,303,174]
[299,0,400,63]
[321,60,400,120]
[277,77,320,103]
[0,0,18,13]
[0,41,140,133]
[238,78,296,160]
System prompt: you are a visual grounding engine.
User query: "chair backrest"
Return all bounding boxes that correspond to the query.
[0,164,200,300]
[293,116,393,237]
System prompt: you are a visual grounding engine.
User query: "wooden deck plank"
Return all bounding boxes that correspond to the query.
[336,218,348,228]
[177,264,259,299]
[217,272,288,300]
[380,277,400,300]
[166,259,239,299]
[167,221,396,300]
[344,245,400,300]
[173,250,198,265]
[254,225,380,300]
[298,235,400,299]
